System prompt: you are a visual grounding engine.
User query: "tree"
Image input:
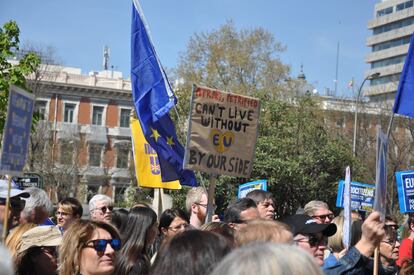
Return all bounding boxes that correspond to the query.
[173,22,296,118]
[0,20,40,134]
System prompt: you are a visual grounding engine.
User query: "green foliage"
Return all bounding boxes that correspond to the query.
[0,20,40,134]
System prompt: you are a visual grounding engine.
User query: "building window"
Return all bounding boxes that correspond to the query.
[92,106,104,125]
[376,6,393,17]
[373,17,414,35]
[370,55,406,69]
[64,103,76,123]
[89,144,102,167]
[117,148,129,168]
[120,109,130,128]
[397,1,413,11]
[35,100,47,120]
[60,142,73,165]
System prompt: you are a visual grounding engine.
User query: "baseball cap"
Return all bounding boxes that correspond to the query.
[0,179,29,199]
[283,214,337,237]
[19,226,62,253]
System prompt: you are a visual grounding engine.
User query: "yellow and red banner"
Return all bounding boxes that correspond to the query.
[130,117,181,189]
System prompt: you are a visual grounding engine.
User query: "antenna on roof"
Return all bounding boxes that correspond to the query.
[103,46,110,70]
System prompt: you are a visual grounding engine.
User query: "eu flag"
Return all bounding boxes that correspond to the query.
[393,32,414,118]
[131,0,197,186]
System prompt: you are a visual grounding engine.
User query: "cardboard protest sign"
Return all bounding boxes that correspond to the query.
[0,86,35,176]
[238,180,267,198]
[184,85,260,178]
[336,180,375,212]
[396,170,414,213]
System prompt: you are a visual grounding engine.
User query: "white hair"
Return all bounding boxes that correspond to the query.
[211,243,323,275]
[21,187,53,218]
[304,200,329,216]
[88,194,112,212]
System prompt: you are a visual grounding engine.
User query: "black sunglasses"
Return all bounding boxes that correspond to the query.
[308,235,327,247]
[85,239,121,252]
[98,205,114,214]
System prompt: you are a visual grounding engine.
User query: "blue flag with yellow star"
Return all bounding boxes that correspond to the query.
[131,0,197,186]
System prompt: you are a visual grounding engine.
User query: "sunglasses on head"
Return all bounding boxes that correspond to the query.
[98,205,113,214]
[85,239,121,252]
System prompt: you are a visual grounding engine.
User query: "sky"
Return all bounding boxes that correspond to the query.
[1,0,380,97]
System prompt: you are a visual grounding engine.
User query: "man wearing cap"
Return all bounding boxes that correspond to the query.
[284,214,337,266]
[0,179,29,234]
[17,225,62,275]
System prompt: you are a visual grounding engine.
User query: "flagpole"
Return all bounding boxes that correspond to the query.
[386,112,395,140]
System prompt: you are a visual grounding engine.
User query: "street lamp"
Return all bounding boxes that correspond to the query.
[352,72,380,157]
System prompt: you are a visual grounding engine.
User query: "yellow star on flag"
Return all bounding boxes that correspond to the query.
[166,136,175,147]
[150,127,161,142]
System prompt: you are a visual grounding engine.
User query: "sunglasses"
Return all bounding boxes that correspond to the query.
[97,205,113,214]
[85,239,121,252]
[295,235,327,247]
[312,213,334,221]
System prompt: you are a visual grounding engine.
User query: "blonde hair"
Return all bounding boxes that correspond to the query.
[185,187,207,213]
[5,223,37,259]
[59,220,120,275]
[235,220,293,247]
[328,215,345,253]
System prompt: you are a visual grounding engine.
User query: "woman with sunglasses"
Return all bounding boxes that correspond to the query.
[114,206,158,275]
[59,220,121,275]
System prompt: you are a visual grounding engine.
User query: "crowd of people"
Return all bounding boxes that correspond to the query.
[0,184,413,275]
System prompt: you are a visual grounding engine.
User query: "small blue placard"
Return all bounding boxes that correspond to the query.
[0,86,35,176]
[238,180,267,198]
[336,180,375,212]
[396,170,414,213]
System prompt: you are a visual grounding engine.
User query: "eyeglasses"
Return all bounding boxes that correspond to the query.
[168,223,189,232]
[97,205,113,214]
[84,239,121,252]
[56,211,72,217]
[312,213,334,221]
[381,239,398,247]
[295,235,327,247]
[385,224,399,231]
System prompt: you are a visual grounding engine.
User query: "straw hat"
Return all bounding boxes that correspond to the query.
[19,226,62,254]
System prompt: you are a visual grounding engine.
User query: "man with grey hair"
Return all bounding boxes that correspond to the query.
[20,187,53,225]
[246,190,275,220]
[304,200,334,224]
[89,194,113,223]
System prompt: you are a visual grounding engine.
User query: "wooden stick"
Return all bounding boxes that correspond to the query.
[373,247,379,275]
[206,174,217,223]
[2,177,12,243]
